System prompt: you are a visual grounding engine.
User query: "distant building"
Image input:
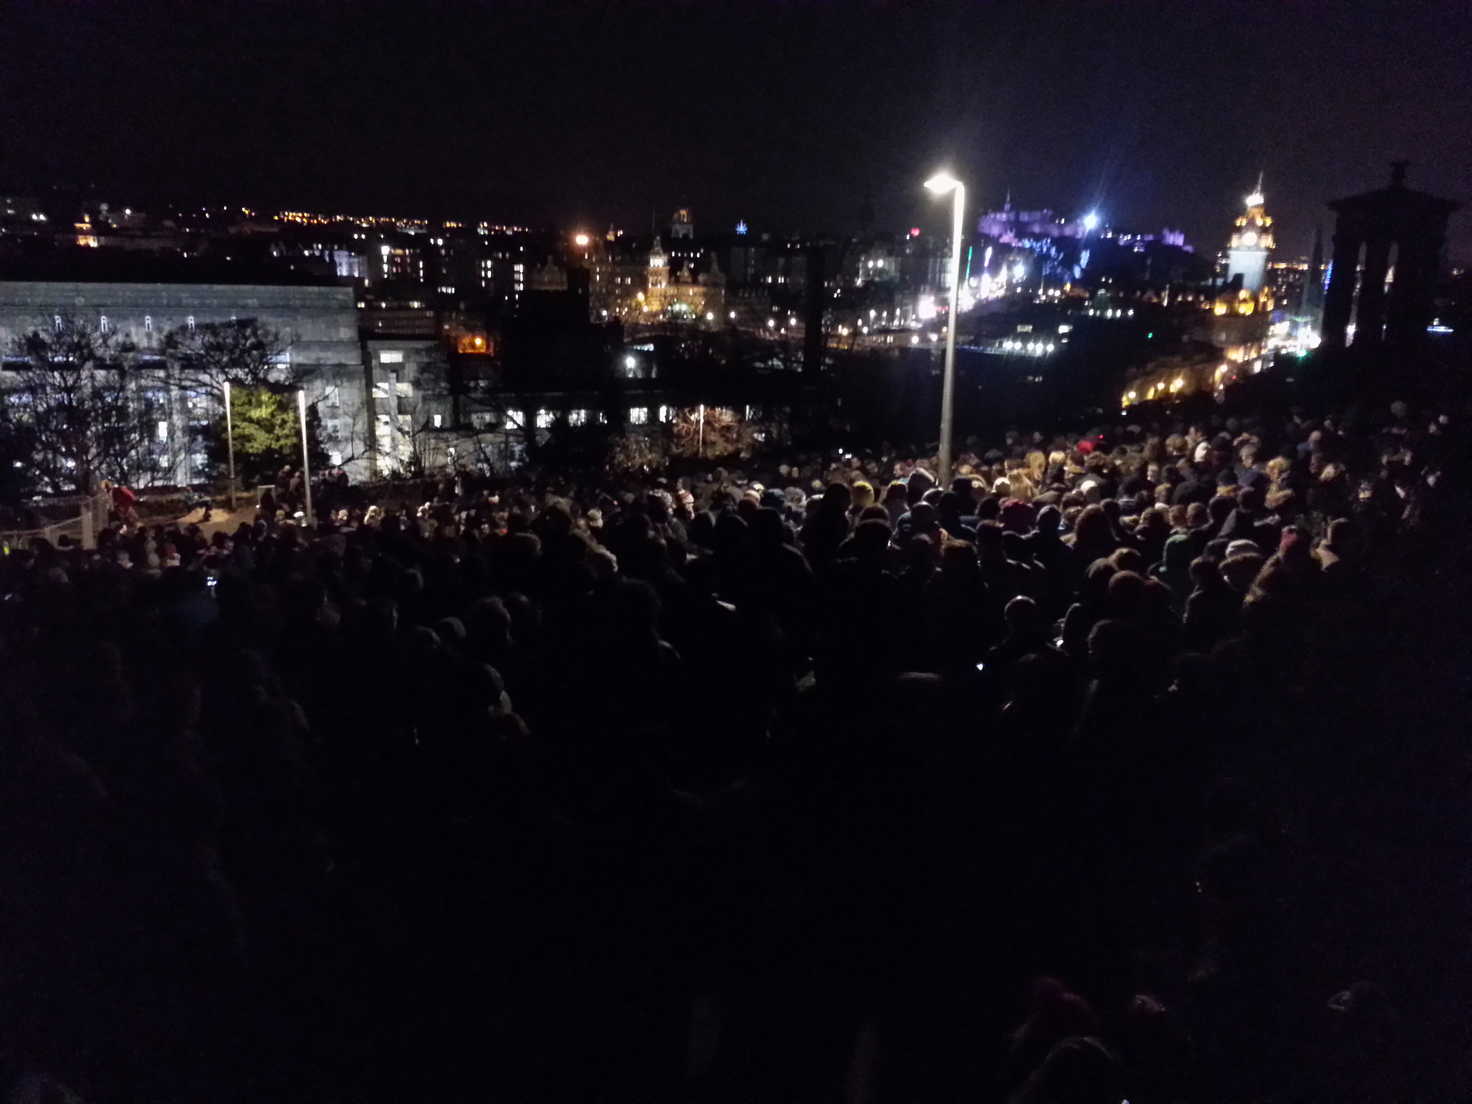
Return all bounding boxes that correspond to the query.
[670,208,694,240]
[362,336,454,475]
[1226,175,1275,294]
[1268,259,1308,308]
[528,257,569,292]
[0,278,369,481]
[977,202,1085,244]
[590,236,726,321]
[977,199,1187,251]
[1322,162,1461,350]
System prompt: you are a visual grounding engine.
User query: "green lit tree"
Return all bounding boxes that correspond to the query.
[203,387,327,486]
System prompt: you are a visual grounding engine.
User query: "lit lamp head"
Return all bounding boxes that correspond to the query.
[574,232,591,247]
[1082,211,1101,232]
[924,171,962,195]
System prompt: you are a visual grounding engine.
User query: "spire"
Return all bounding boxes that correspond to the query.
[1245,172,1265,209]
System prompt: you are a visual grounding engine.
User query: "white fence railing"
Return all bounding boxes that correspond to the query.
[1,490,114,552]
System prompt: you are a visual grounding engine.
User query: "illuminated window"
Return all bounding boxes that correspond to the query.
[504,408,524,430]
[432,413,443,428]
[53,315,61,331]
[536,409,555,429]
[144,315,153,332]
[658,405,672,423]
[99,315,109,333]
[156,419,169,441]
[187,315,196,332]
[569,409,588,426]
[379,350,404,364]
[628,407,648,425]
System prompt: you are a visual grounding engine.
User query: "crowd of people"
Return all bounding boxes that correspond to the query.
[0,400,1466,1102]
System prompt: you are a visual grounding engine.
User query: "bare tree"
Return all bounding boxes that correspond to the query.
[6,315,166,493]
[158,318,295,400]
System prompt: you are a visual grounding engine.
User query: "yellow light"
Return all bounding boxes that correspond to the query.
[574,233,590,247]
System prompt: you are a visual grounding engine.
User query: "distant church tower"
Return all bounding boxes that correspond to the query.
[1226,173,1275,293]
[670,208,694,240]
[647,236,668,291]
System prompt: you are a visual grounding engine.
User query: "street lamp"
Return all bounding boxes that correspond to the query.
[925,170,966,487]
[297,388,314,528]
[222,380,236,511]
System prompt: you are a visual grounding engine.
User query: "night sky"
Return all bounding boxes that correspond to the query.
[3,0,1468,257]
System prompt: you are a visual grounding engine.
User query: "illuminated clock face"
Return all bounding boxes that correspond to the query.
[1240,231,1258,247]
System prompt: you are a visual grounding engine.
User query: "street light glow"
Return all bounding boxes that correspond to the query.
[1082,211,1101,232]
[574,232,590,247]
[924,171,961,195]
[923,169,965,488]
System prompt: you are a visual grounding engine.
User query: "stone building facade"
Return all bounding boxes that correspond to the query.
[0,279,372,482]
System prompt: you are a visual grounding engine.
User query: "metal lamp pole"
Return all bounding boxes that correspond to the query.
[925,171,966,488]
[297,388,313,527]
[222,381,237,511]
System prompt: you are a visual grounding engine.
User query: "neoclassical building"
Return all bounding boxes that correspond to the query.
[0,279,372,481]
[628,237,726,320]
[1322,162,1460,350]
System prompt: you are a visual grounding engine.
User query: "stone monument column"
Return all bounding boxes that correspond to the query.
[1352,233,1392,347]
[1321,228,1362,349]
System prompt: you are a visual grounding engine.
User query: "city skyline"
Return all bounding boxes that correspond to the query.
[3,1,1468,260]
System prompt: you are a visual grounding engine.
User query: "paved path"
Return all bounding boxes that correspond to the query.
[170,505,258,537]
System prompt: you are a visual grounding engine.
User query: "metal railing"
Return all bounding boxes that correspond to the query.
[1,490,114,552]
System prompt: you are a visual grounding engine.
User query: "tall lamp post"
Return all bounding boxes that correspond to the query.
[222,381,237,512]
[297,388,314,528]
[924,171,966,488]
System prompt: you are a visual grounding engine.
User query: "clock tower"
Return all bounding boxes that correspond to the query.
[1226,173,1274,294]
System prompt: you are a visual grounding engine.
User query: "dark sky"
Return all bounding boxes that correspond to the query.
[3,0,1468,257]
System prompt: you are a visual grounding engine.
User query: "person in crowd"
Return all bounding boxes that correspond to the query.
[0,398,1460,1102]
